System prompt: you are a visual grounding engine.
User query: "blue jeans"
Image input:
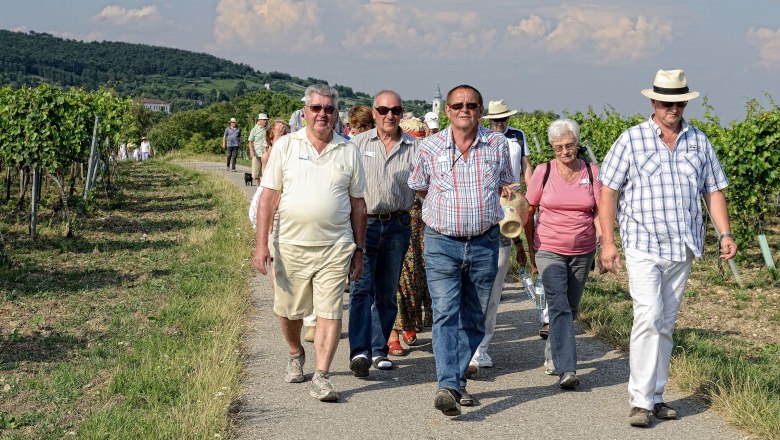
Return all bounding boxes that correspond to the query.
[349,213,411,359]
[535,250,595,375]
[424,224,500,391]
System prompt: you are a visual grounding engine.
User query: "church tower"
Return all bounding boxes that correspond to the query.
[432,83,442,114]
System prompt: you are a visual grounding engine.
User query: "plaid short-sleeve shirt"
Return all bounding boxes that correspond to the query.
[408,126,514,237]
[599,117,729,261]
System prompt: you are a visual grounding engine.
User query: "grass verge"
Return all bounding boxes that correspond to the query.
[0,160,252,438]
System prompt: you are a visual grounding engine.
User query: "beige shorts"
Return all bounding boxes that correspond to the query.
[251,155,262,179]
[273,241,355,320]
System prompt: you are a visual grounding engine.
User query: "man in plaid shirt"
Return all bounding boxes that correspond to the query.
[598,69,738,427]
[408,84,514,416]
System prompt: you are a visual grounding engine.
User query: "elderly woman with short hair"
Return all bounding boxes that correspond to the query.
[526,118,602,389]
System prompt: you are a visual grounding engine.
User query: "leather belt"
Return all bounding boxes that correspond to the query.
[444,224,498,241]
[367,210,409,221]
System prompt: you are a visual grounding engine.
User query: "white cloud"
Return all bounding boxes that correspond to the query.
[342,1,495,59]
[91,5,161,26]
[747,27,780,68]
[213,0,324,52]
[506,6,672,62]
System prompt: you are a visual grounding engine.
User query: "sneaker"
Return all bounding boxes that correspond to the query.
[473,352,493,368]
[539,323,549,339]
[350,355,370,378]
[559,372,579,389]
[303,326,316,342]
[372,356,393,370]
[434,388,461,416]
[544,358,557,376]
[465,361,478,379]
[459,387,476,406]
[309,370,338,401]
[628,407,652,427]
[653,402,678,420]
[284,351,305,383]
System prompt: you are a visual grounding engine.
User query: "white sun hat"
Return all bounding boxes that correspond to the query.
[484,99,518,119]
[423,111,439,129]
[641,69,700,102]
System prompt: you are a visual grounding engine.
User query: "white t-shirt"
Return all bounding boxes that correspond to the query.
[260,128,367,246]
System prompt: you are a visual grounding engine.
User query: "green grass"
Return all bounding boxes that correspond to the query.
[0,160,252,438]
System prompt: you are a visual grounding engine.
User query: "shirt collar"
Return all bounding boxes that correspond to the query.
[648,115,691,135]
[444,126,490,149]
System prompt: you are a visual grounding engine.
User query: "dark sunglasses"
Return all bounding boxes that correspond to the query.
[658,101,687,109]
[307,104,336,114]
[375,106,403,116]
[448,102,480,111]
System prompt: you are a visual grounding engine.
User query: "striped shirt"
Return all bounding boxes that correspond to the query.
[599,117,729,261]
[351,128,419,214]
[408,126,514,237]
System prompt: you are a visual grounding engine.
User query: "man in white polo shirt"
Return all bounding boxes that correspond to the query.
[253,83,368,402]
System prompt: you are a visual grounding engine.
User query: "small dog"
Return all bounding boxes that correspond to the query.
[244,172,253,186]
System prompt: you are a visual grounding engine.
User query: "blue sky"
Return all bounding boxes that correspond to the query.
[3,0,780,123]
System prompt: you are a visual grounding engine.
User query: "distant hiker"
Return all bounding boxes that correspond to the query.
[599,69,738,427]
[247,113,269,185]
[223,117,241,172]
[139,136,152,161]
[118,142,128,160]
[253,84,367,402]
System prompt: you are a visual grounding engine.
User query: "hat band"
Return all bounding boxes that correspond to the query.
[653,85,689,95]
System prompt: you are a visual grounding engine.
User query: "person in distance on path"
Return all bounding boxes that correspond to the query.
[408,84,514,416]
[253,84,367,402]
[598,69,737,427]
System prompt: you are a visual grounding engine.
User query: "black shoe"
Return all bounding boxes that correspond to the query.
[459,387,476,406]
[349,356,370,378]
[539,323,549,339]
[653,403,678,419]
[434,388,461,416]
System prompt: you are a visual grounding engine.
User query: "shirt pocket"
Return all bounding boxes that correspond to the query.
[636,152,661,177]
[483,159,501,189]
[331,164,352,190]
[679,151,704,181]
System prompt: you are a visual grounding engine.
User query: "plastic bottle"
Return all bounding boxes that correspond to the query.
[519,267,535,302]
[534,274,546,310]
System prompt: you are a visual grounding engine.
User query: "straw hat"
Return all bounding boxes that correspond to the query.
[499,191,529,238]
[641,69,700,102]
[257,113,269,120]
[229,117,238,123]
[399,117,426,139]
[484,100,518,119]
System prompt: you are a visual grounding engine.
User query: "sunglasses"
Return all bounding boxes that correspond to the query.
[552,143,578,153]
[307,104,336,115]
[658,101,687,109]
[374,106,403,116]
[448,102,480,111]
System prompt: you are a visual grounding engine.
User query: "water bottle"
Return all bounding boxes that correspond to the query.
[534,274,546,310]
[519,267,535,302]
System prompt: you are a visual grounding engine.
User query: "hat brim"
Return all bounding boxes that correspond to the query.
[641,89,700,102]
[484,109,518,119]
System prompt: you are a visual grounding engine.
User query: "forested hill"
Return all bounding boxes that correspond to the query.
[0,29,389,112]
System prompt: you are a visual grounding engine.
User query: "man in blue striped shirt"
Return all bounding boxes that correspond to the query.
[598,69,738,428]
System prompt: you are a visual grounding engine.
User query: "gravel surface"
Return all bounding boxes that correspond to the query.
[179,160,748,440]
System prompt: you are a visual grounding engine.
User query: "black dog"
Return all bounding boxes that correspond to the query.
[244,172,253,186]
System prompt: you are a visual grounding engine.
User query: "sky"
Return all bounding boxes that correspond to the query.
[3,0,780,123]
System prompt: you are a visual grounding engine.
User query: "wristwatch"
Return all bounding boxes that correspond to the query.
[355,247,367,254]
[719,233,733,240]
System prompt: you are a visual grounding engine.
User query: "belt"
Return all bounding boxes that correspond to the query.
[443,224,498,241]
[367,210,408,221]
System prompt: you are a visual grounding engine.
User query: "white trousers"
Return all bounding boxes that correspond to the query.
[624,247,693,410]
[472,243,511,360]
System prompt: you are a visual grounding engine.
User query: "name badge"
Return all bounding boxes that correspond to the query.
[299,154,310,160]
[365,151,376,158]
[579,178,590,185]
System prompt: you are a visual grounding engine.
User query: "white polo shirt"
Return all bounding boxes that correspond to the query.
[261,128,367,246]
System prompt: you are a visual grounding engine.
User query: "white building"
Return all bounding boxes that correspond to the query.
[143,98,171,114]
[432,83,442,114]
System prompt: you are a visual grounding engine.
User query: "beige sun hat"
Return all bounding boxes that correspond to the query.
[484,99,518,119]
[641,69,700,102]
[257,113,269,120]
[499,191,529,238]
[229,117,238,123]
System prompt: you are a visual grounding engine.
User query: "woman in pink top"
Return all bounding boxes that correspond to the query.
[526,118,601,389]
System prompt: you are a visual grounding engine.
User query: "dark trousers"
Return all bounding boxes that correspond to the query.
[226,146,239,170]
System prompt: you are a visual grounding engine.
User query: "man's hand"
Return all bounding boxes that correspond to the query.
[501,184,521,198]
[599,243,622,274]
[349,252,364,281]
[253,244,272,275]
[720,236,737,260]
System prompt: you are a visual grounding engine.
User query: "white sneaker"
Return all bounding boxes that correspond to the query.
[473,352,493,368]
[544,358,557,376]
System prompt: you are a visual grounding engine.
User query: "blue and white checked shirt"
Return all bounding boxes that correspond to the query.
[408,126,514,237]
[599,117,729,261]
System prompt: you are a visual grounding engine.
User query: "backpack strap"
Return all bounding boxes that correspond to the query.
[542,161,551,189]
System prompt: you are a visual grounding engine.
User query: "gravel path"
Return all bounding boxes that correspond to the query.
[179,160,747,440]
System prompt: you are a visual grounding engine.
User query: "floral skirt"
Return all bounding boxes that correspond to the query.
[394,200,432,331]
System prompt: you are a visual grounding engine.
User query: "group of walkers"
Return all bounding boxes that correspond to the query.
[251,68,738,428]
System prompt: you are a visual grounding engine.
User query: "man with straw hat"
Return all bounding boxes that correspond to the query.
[223,117,242,172]
[484,99,533,186]
[599,69,737,427]
[248,113,270,186]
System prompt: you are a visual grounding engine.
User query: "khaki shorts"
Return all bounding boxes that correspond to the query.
[251,155,262,179]
[273,241,355,320]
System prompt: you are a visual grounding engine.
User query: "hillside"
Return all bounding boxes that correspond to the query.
[0,29,407,113]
